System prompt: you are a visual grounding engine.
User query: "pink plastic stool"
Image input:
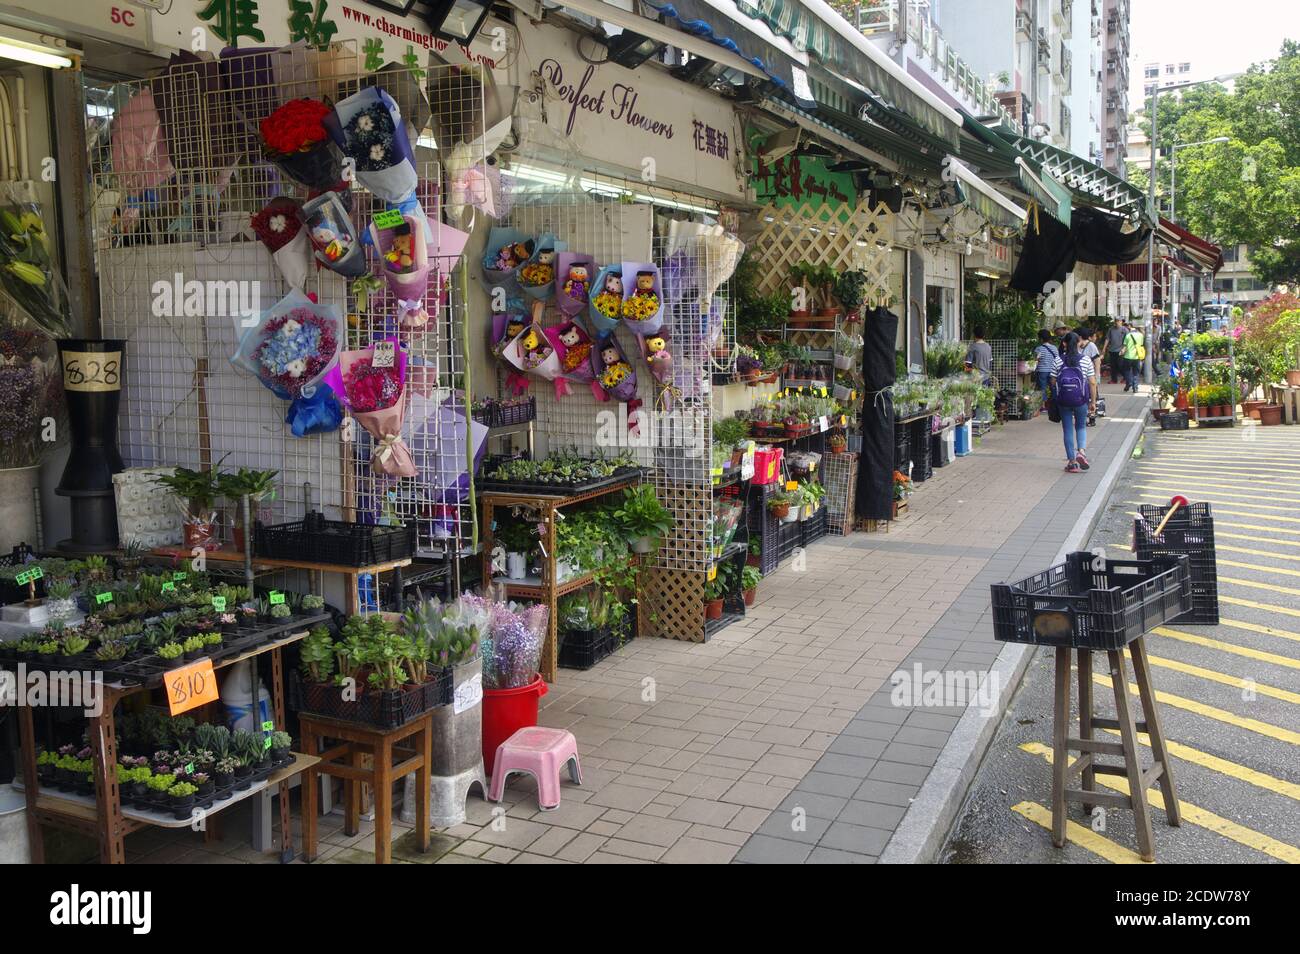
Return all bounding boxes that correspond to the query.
[487,727,582,811]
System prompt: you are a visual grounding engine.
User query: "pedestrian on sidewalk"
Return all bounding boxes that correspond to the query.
[1104,316,1126,384]
[965,326,993,386]
[1122,322,1145,392]
[1077,327,1102,426]
[1051,331,1096,473]
[1033,329,1058,406]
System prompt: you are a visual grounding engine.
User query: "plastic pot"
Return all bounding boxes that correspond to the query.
[482,675,547,774]
[1286,369,1300,387]
[704,598,724,621]
[1259,404,1283,425]
[631,536,656,554]
[743,587,756,607]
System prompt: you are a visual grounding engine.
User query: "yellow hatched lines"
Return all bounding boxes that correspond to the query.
[1125,505,1300,537]
[1020,743,1300,864]
[1134,471,1300,494]
[1152,626,1300,673]
[1215,617,1300,646]
[1134,481,1300,504]
[1092,672,1300,744]
[1220,575,1300,598]
[1219,559,1300,579]
[1221,594,1300,621]
[1140,647,1300,703]
[1133,495,1300,523]
[1010,801,1148,863]
[1135,465,1300,486]
[1107,728,1300,802]
[1217,542,1300,561]
[1134,490,1295,513]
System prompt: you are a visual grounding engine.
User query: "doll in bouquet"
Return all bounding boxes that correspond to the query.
[494,239,532,272]
[598,341,634,394]
[557,322,592,374]
[592,270,623,321]
[562,263,591,305]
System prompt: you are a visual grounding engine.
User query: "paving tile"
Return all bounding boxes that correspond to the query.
[660,837,740,864]
[734,834,813,864]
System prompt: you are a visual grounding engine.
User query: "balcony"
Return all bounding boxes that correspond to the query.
[1037,28,1051,72]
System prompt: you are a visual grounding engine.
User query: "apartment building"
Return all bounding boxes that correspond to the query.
[1101,0,1131,174]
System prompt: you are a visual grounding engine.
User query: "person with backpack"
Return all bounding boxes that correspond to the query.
[1077,327,1102,426]
[1051,332,1097,473]
[1032,329,1059,406]
[1121,322,1146,392]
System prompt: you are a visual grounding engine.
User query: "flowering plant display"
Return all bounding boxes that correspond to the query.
[1,187,71,337]
[326,87,418,204]
[464,594,548,690]
[0,319,66,469]
[249,197,310,290]
[322,340,416,478]
[259,98,340,190]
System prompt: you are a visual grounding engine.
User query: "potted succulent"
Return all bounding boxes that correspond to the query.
[153,466,225,550]
[741,565,760,607]
[213,756,237,791]
[269,730,292,766]
[218,466,279,551]
[828,431,848,454]
[614,484,674,554]
[45,580,77,621]
[169,781,198,820]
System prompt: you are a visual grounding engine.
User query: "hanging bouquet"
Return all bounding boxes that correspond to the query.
[545,320,595,384]
[0,319,66,469]
[466,594,548,690]
[301,191,367,278]
[619,262,664,334]
[501,306,567,398]
[517,234,561,302]
[369,213,430,329]
[322,340,417,478]
[589,265,624,330]
[555,253,594,317]
[590,331,641,435]
[259,98,341,191]
[326,87,418,204]
[1,185,72,338]
[249,197,310,290]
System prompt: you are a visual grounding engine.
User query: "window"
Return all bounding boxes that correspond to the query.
[1221,245,1239,263]
[1165,64,1175,74]
[1237,278,1267,292]
[1213,278,1234,292]
[1179,63,1191,73]
[1145,66,1158,78]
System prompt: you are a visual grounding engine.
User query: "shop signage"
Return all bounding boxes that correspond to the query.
[507,22,745,200]
[5,0,152,50]
[752,150,856,210]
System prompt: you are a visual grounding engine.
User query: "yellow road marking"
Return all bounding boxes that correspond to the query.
[1222,594,1300,621]
[1136,466,1300,485]
[1093,672,1300,745]
[1221,575,1300,598]
[1124,506,1300,536]
[1136,492,1295,514]
[1102,728,1300,802]
[1135,472,1300,494]
[1136,482,1300,504]
[1219,558,1300,579]
[1140,644,1300,699]
[1219,541,1300,558]
[1153,626,1300,672]
[1217,617,1300,646]
[1020,743,1300,864]
[1010,801,1148,863]
[1135,496,1300,523]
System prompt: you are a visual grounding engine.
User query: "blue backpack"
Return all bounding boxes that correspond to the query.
[1056,355,1088,407]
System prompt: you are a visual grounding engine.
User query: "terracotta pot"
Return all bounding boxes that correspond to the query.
[818,307,838,318]
[1173,390,1189,411]
[1286,369,1300,387]
[1259,404,1283,425]
[1243,400,1265,420]
[1214,405,1230,418]
[791,309,810,319]
[704,598,724,621]
[743,587,756,607]
[769,503,790,520]
[828,438,847,454]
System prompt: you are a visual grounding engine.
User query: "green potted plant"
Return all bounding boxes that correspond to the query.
[615,485,674,554]
[168,780,198,820]
[703,574,726,620]
[218,467,279,551]
[45,579,76,621]
[741,565,761,607]
[788,262,817,317]
[153,466,225,549]
[495,519,535,579]
[767,490,794,522]
[813,263,839,317]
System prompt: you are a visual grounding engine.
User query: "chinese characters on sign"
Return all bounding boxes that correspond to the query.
[199,0,341,51]
[753,154,854,207]
[198,0,266,45]
[692,120,730,160]
[288,0,338,51]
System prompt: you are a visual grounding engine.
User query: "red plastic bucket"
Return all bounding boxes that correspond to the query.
[482,675,548,772]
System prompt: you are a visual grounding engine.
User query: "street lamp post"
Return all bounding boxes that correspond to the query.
[1142,74,1240,384]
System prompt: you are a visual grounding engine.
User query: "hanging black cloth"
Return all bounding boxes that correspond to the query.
[1010,205,1076,293]
[1073,206,1152,265]
[855,306,900,522]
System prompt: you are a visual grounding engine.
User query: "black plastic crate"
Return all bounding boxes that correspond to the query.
[254,514,415,567]
[1134,503,1218,625]
[558,625,613,670]
[991,553,1192,650]
[291,673,428,728]
[1160,411,1189,430]
[909,419,933,482]
[801,507,828,547]
[472,396,535,429]
[745,483,781,576]
[776,517,802,562]
[893,424,911,475]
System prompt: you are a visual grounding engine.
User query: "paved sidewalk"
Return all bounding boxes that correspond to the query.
[115,384,1149,865]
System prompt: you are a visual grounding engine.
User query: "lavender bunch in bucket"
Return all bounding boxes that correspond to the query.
[469,595,547,690]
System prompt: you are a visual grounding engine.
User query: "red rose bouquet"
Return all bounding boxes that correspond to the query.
[259,98,340,190]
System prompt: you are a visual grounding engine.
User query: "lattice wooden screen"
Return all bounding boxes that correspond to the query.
[746,199,898,306]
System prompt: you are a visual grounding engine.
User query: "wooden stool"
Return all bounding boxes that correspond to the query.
[1051,636,1180,862]
[300,712,433,864]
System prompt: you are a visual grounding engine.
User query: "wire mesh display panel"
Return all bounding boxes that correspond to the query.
[498,170,733,576]
[90,49,484,559]
[823,451,858,536]
[988,339,1023,396]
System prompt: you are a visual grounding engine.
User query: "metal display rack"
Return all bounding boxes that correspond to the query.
[1188,335,1239,426]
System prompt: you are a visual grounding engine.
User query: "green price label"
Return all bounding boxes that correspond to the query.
[162,581,176,594]
[372,208,405,230]
[185,762,194,774]
[211,596,227,612]
[25,566,43,583]
[262,721,275,732]
[264,737,273,750]
[269,591,285,605]
[14,570,32,586]
[95,592,114,605]
[172,572,188,581]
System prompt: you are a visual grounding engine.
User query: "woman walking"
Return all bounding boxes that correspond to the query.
[1051,332,1097,473]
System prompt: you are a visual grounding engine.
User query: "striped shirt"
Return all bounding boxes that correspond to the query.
[1033,342,1058,367]
[1050,353,1095,379]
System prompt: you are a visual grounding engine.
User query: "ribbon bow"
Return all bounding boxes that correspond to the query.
[374,432,404,466]
[655,382,682,412]
[396,298,427,328]
[449,162,494,219]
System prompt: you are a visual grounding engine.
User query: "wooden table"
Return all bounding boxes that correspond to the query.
[300,711,433,865]
[17,629,311,864]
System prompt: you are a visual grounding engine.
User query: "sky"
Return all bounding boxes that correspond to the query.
[1128,0,1300,102]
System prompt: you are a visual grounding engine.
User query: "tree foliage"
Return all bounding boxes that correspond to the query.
[1126,41,1300,284]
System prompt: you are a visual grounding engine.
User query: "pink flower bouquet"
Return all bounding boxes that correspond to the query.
[369,212,430,329]
[323,339,417,478]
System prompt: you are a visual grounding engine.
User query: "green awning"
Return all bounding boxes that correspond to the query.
[997,131,1155,224]
[1016,160,1073,226]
